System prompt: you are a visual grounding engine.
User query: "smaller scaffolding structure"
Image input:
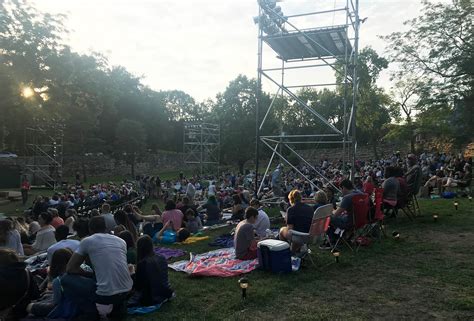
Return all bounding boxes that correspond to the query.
[183,121,220,175]
[25,121,64,189]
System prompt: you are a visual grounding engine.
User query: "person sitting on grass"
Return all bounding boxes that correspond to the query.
[128,235,174,307]
[279,189,314,253]
[46,225,79,265]
[49,208,64,229]
[66,216,133,321]
[113,210,138,242]
[118,230,137,265]
[153,221,190,244]
[197,195,222,226]
[231,194,245,221]
[161,200,184,232]
[0,249,40,320]
[0,219,24,256]
[27,248,75,318]
[184,209,202,234]
[234,207,259,260]
[249,199,270,238]
[23,212,57,256]
[101,203,117,233]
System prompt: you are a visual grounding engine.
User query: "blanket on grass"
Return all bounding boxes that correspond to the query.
[179,236,209,244]
[154,247,186,260]
[208,234,234,248]
[169,248,258,277]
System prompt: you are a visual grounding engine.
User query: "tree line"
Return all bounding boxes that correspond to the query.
[0,0,472,174]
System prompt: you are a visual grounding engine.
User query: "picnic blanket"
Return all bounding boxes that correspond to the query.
[208,234,234,248]
[128,304,162,315]
[169,248,258,277]
[179,236,209,244]
[154,247,186,260]
[25,253,48,273]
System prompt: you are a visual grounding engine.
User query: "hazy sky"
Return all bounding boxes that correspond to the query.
[33,0,445,101]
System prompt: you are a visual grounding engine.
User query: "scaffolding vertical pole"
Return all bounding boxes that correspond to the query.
[342,0,349,175]
[255,5,263,197]
[351,0,360,182]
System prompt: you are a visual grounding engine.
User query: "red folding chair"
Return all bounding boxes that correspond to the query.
[366,188,386,240]
[332,194,370,252]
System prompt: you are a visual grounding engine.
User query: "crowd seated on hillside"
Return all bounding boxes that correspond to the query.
[26,180,141,221]
[0,150,471,320]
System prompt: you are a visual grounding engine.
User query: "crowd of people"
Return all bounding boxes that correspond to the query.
[0,150,471,320]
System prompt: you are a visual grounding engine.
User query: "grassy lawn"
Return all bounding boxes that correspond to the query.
[130,199,474,320]
[2,181,473,320]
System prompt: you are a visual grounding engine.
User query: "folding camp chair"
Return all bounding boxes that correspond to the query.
[332,194,370,252]
[366,188,386,240]
[290,204,333,265]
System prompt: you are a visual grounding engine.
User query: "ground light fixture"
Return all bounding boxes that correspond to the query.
[469,196,472,202]
[22,86,34,98]
[332,250,340,263]
[454,201,459,210]
[433,214,438,222]
[238,277,249,299]
[392,231,400,239]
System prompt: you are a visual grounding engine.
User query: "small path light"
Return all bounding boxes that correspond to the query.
[468,196,472,202]
[392,231,400,240]
[332,250,340,263]
[238,277,249,299]
[454,201,459,211]
[433,214,438,222]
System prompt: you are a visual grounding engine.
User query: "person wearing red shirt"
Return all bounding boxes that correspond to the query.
[20,176,31,205]
[363,176,375,196]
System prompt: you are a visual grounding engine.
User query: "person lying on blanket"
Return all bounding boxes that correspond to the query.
[234,207,261,260]
[153,220,190,244]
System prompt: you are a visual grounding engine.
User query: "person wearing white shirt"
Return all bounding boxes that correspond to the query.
[208,181,216,197]
[250,199,270,238]
[47,225,79,264]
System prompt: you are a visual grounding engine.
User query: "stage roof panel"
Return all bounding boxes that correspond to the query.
[263,25,351,61]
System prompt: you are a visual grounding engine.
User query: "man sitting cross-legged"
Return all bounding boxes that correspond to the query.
[66,216,133,321]
[234,207,260,260]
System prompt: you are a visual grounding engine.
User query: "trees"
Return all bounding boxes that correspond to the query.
[384,0,473,147]
[351,48,393,159]
[212,75,264,173]
[115,119,146,177]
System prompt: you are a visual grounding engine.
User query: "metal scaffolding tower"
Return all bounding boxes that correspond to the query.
[25,121,64,189]
[254,0,360,195]
[183,121,220,175]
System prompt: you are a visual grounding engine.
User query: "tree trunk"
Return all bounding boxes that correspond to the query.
[410,135,416,154]
[81,159,87,183]
[372,140,379,160]
[238,160,245,175]
[131,156,135,178]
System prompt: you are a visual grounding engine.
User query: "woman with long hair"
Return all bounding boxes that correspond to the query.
[129,235,174,307]
[113,210,138,242]
[28,248,74,317]
[0,219,24,255]
[197,195,222,225]
[118,230,137,265]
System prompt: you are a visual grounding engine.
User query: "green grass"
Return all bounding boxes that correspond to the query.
[2,179,473,320]
[129,199,474,320]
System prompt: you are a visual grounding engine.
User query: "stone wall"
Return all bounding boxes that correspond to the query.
[0,150,193,182]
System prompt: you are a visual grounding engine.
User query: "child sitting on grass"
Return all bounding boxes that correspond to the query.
[184,209,202,234]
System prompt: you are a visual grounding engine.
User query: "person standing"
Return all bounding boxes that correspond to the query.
[21,176,31,206]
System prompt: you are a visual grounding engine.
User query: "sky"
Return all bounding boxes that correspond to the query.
[33,0,446,102]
